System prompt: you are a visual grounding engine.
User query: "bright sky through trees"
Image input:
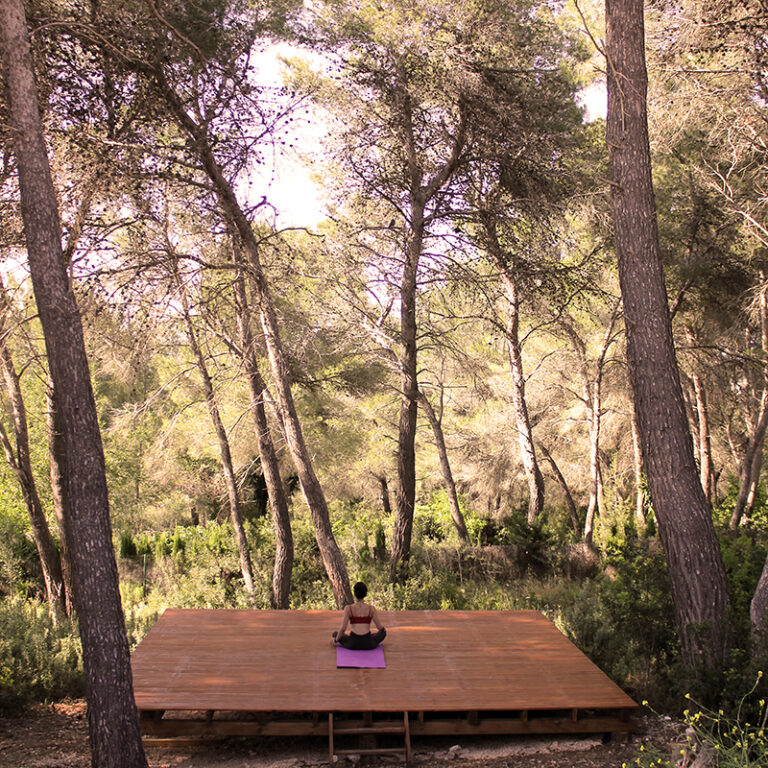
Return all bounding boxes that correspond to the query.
[251,44,607,228]
[247,44,327,227]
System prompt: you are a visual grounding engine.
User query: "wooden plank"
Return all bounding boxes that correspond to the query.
[141,719,330,737]
[333,723,405,735]
[131,609,637,717]
[140,714,635,739]
[404,711,412,762]
[409,716,635,736]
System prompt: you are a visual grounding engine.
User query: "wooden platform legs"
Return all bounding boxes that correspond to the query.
[329,712,412,763]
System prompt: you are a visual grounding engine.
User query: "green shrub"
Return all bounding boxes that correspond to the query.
[118,530,137,558]
[560,539,679,705]
[374,521,386,558]
[0,497,41,599]
[495,511,555,572]
[171,528,185,556]
[715,476,768,534]
[719,530,767,624]
[0,598,83,711]
[465,513,499,546]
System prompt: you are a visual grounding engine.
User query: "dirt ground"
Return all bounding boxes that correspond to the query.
[0,701,686,768]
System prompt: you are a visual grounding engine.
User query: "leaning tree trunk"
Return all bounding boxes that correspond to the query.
[418,390,469,542]
[388,76,466,579]
[0,4,148,765]
[582,378,602,549]
[0,339,65,619]
[376,475,393,516]
[691,370,714,503]
[47,381,75,618]
[233,265,293,609]
[252,259,353,606]
[498,268,544,524]
[484,211,544,523]
[538,443,580,536]
[390,204,423,580]
[0,284,65,618]
[175,268,255,597]
[576,300,621,547]
[606,0,729,669]
[630,403,646,522]
[152,70,352,607]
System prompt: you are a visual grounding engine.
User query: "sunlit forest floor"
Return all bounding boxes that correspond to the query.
[0,700,682,768]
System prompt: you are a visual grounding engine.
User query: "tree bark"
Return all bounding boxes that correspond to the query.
[0,3,147,765]
[390,201,423,579]
[691,370,714,503]
[418,389,469,542]
[630,402,646,521]
[377,475,392,516]
[606,0,729,669]
[233,264,293,609]
[174,264,255,597]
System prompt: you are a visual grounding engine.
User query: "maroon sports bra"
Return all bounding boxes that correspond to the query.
[349,607,372,625]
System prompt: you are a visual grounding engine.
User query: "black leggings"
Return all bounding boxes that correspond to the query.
[335,628,386,650]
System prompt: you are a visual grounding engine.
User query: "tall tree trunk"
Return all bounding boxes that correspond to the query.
[582,377,602,549]
[174,265,255,597]
[731,274,768,528]
[251,255,352,607]
[152,69,352,607]
[606,0,729,669]
[498,267,544,524]
[575,300,621,547]
[0,332,65,619]
[538,443,580,536]
[390,204,423,579]
[691,370,714,503]
[0,4,148,765]
[233,264,293,609]
[388,74,466,579]
[376,475,392,516]
[630,403,645,522]
[418,389,469,542]
[0,281,65,618]
[47,381,75,618]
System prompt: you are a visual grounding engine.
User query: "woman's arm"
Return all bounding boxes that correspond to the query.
[371,607,385,631]
[335,606,350,641]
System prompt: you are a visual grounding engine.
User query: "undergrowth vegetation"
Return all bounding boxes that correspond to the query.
[2,489,767,725]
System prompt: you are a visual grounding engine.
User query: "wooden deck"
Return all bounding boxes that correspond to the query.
[131,609,637,746]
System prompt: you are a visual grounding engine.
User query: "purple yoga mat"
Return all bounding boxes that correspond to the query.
[336,644,386,668]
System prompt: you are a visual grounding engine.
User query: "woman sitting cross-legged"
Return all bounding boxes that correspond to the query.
[333,581,387,650]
